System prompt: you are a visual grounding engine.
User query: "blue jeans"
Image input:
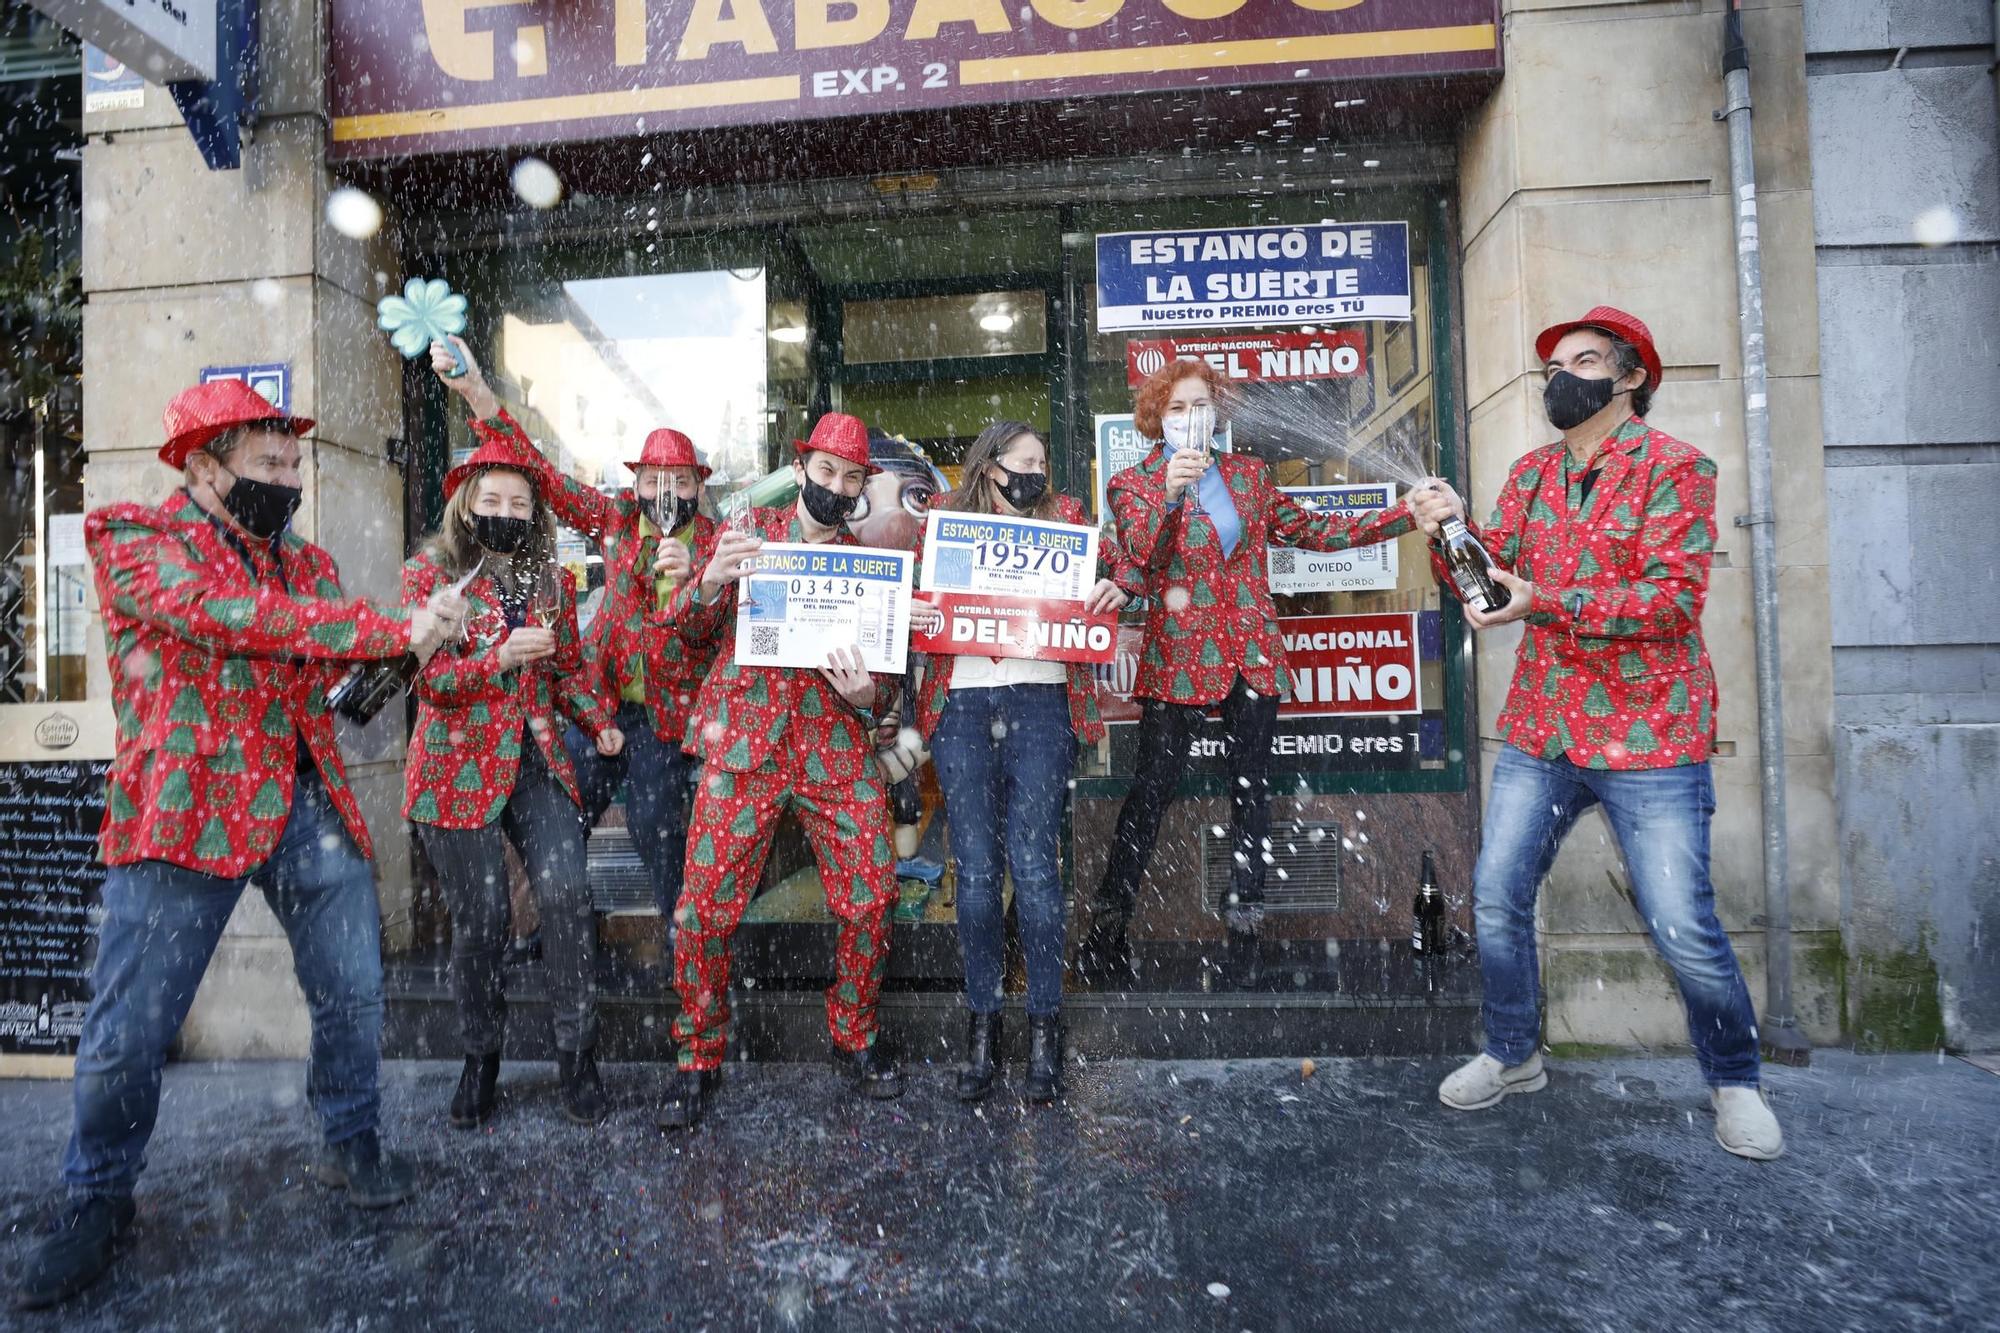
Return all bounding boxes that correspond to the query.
[1475,744,1761,1087]
[565,701,694,917]
[64,769,386,1200]
[931,684,1076,1018]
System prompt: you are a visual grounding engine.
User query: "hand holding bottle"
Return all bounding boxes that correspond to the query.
[430,337,501,420]
[1463,566,1535,630]
[1409,479,1465,537]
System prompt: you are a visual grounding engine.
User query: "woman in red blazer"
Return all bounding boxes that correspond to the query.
[1078,359,1415,991]
[402,438,619,1131]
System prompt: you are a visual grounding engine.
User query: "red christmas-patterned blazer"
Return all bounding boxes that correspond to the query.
[1434,415,1720,770]
[656,507,899,781]
[1107,446,1415,707]
[469,411,718,744]
[88,492,413,875]
[907,492,1140,746]
[400,550,614,828]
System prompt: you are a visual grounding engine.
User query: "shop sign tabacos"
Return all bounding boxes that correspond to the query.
[1125,330,1366,386]
[329,0,1500,158]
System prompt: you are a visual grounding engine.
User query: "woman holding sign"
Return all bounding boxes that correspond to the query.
[401,440,621,1130]
[908,422,1138,1102]
[1078,359,1419,991]
[651,412,909,1130]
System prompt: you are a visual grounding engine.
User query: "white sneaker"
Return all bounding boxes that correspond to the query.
[1712,1086,1784,1160]
[1438,1051,1547,1111]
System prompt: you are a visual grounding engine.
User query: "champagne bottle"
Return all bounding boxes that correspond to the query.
[325,653,419,725]
[1436,516,1513,615]
[1411,849,1447,957]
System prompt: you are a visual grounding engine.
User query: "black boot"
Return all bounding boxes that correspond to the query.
[656,1068,718,1131]
[1076,918,1133,987]
[956,1012,1002,1103]
[502,930,543,968]
[314,1132,417,1209]
[449,1053,500,1129]
[1025,1015,1062,1104]
[13,1194,136,1310]
[1221,926,1263,991]
[559,1048,609,1125]
[836,1042,904,1100]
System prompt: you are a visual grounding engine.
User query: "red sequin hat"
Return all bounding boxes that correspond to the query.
[444,439,543,500]
[625,427,712,479]
[791,412,881,476]
[1534,305,1663,389]
[158,379,313,468]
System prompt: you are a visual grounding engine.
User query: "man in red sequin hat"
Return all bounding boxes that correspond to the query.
[1410,306,1783,1162]
[17,380,465,1310]
[652,411,908,1129]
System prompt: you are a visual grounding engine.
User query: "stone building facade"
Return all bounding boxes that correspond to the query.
[34,0,1997,1057]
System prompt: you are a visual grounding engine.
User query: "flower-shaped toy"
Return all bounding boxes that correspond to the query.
[377,277,469,377]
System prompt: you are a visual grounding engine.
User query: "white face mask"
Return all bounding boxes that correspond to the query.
[1163,405,1216,453]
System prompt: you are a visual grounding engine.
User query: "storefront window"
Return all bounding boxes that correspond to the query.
[0,11,83,708]
[0,395,86,705]
[843,290,1048,365]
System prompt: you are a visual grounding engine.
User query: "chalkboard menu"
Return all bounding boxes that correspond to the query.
[0,759,108,1055]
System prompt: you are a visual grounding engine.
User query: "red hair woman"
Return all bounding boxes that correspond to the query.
[1077,358,1418,990]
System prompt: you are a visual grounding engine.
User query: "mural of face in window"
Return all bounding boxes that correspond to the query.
[849,429,948,552]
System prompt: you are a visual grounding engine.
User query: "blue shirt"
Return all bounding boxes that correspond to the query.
[1197,463,1242,557]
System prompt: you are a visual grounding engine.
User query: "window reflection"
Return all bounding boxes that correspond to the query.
[490,270,772,488]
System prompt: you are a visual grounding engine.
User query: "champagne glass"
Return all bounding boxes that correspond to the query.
[724,481,754,537]
[528,560,566,634]
[1181,404,1216,516]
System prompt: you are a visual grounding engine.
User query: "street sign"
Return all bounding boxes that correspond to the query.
[27,0,217,84]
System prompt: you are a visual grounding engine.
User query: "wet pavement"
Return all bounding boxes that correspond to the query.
[1,1049,1995,1331]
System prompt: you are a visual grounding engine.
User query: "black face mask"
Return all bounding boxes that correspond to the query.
[216,465,301,541]
[472,513,535,554]
[647,493,700,534]
[1543,370,1624,431]
[798,475,860,527]
[994,465,1048,512]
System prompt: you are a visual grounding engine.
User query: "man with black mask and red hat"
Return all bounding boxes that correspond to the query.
[652,412,906,1129]
[1409,307,1783,1162]
[16,380,463,1310]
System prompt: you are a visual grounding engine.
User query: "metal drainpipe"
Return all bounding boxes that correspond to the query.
[1719,3,1810,1066]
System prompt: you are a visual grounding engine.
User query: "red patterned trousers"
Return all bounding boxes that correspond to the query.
[670,760,897,1070]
